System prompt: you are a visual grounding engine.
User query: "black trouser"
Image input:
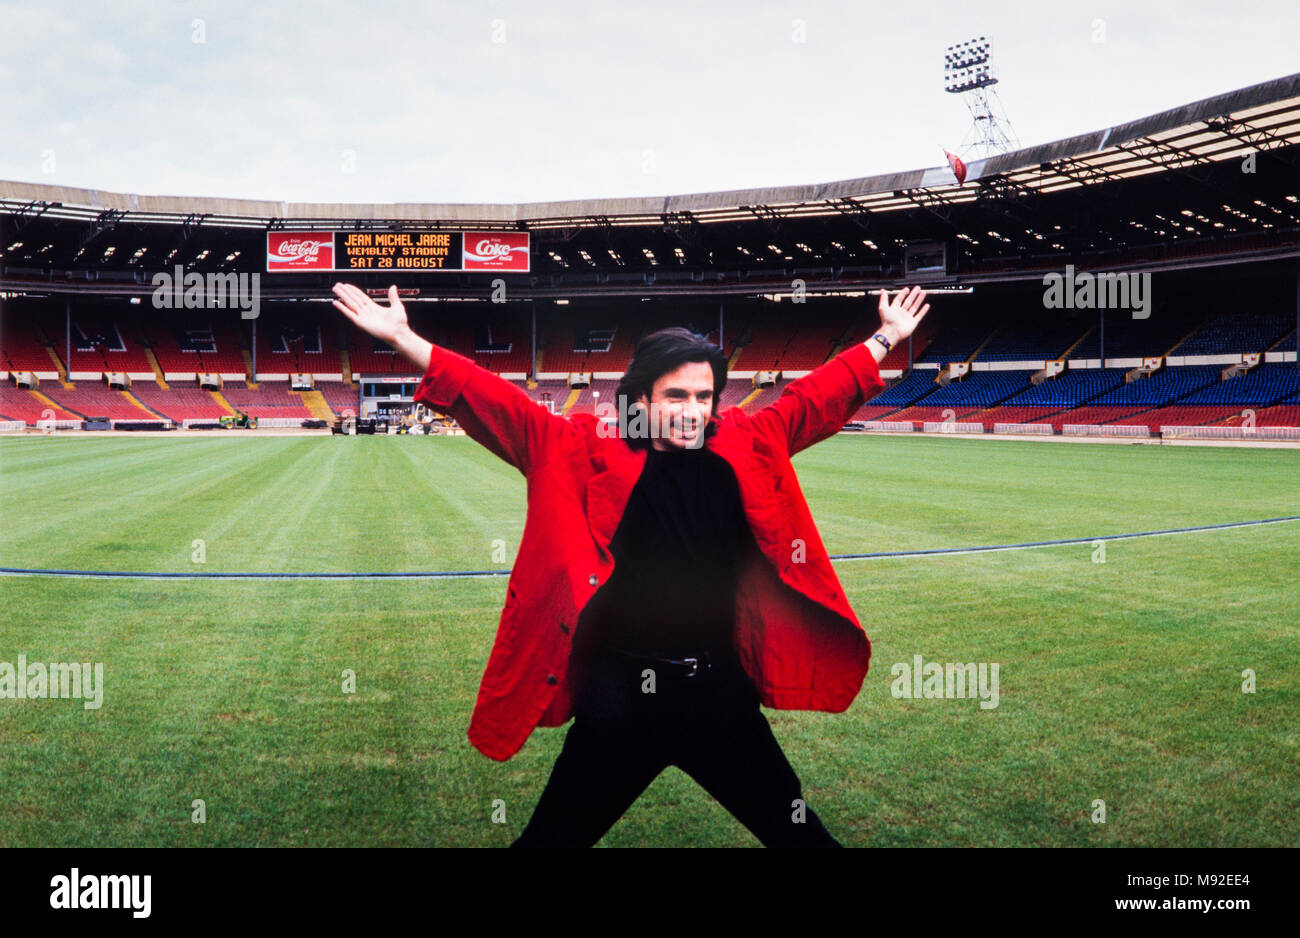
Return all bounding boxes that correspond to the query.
[512,648,841,847]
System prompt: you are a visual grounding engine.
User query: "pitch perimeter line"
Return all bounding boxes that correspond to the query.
[2,516,1296,580]
[832,514,1300,560]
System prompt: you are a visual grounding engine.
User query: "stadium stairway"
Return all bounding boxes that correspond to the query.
[240,349,258,388]
[560,387,582,415]
[1058,325,1095,360]
[144,348,169,389]
[965,327,1000,364]
[27,386,81,417]
[824,317,865,364]
[727,330,749,371]
[339,348,355,387]
[1262,330,1294,354]
[1164,323,1203,357]
[43,347,73,388]
[297,389,335,421]
[209,388,238,416]
[121,388,170,420]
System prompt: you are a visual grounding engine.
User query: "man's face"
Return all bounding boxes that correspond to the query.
[637,360,715,451]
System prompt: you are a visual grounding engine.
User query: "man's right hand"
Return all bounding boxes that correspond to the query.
[332,283,409,345]
[333,282,432,371]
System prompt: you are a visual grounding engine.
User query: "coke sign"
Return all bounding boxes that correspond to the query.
[462,232,530,271]
[267,232,335,272]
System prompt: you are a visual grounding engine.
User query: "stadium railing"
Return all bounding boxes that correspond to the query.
[1063,424,1151,438]
[993,423,1054,435]
[1159,425,1300,441]
[846,420,915,433]
[922,421,987,434]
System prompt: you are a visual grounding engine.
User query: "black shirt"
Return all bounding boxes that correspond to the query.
[582,443,754,657]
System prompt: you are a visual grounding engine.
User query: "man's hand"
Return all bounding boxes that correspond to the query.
[332,283,409,345]
[333,282,432,371]
[867,286,930,361]
[877,285,930,345]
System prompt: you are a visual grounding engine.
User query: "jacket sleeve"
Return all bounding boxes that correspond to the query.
[411,343,563,475]
[745,340,886,456]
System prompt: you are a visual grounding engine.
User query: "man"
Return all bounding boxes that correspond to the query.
[332,282,930,846]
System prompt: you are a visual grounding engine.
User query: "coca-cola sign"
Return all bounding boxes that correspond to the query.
[267,232,335,272]
[264,230,529,272]
[462,232,530,271]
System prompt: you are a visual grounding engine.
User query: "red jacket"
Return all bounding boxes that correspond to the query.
[414,340,886,761]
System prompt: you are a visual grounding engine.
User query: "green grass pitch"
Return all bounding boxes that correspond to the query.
[1,433,1297,847]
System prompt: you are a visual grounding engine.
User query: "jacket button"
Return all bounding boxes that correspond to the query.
[588,574,599,587]
[559,623,570,635]
[546,674,558,685]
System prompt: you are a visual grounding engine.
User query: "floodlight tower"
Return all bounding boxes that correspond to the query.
[944,36,1018,160]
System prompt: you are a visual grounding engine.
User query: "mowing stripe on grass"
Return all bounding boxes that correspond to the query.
[2,515,1296,579]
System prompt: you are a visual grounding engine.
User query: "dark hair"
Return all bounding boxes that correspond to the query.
[614,326,728,449]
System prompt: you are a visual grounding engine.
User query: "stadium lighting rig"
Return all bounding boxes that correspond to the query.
[944,36,1019,160]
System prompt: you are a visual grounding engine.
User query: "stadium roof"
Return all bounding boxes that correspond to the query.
[4,72,1298,227]
[2,72,1297,298]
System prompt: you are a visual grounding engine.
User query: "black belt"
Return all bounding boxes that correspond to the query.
[600,647,723,679]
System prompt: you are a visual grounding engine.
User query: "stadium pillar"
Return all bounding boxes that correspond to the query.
[719,302,724,353]
[1295,261,1299,372]
[65,301,71,377]
[251,317,257,381]
[1099,307,1105,368]
[531,302,536,379]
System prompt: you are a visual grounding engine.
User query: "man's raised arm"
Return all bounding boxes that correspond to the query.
[332,282,561,474]
[747,285,930,455]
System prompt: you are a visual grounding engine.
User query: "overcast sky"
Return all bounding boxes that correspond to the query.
[2,0,1297,206]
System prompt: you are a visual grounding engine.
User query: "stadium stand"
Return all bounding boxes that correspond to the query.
[0,385,81,422]
[316,381,360,415]
[566,379,619,416]
[38,383,163,421]
[442,310,534,374]
[731,305,852,371]
[0,310,62,373]
[253,315,344,375]
[6,272,1300,433]
[39,310,154,374]
[1170,312,1295,356]
[346,323,410,376]
[973,316,1091,362]
[145,318,250,375]
[129,380,230,422]
[1068,310,1210,360]
[219,381,314,418]
[914,315,997,364]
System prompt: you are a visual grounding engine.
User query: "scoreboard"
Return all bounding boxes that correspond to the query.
[266,230,529,273]
[338,231,462,270]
